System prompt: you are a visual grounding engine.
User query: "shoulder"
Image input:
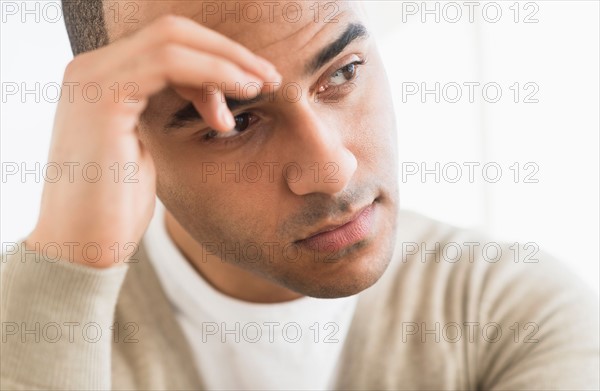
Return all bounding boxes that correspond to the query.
[355,209,599,389]
[377,209,598,316]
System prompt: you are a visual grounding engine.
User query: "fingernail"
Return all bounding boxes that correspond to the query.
[221,107,235,130]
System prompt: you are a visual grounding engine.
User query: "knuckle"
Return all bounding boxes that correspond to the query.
[63,60,79,80]
[234,45,255,61]
[154,14,184,37]
[63,54,91,79]
[156,44,182,70]
[209,57,240,81]
[208,57,234,75]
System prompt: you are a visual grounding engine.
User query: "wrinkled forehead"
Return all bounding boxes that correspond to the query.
[105,1,367,67]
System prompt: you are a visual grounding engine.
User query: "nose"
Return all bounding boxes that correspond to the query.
[282,102,358,196]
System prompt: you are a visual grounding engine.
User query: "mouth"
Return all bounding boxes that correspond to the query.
[295,200,378,253]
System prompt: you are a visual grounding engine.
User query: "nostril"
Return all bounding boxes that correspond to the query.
[285,149,358,196]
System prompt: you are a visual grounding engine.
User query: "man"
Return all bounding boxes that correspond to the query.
[1,0,598,390]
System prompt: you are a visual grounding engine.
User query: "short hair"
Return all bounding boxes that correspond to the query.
[61,0,108,55]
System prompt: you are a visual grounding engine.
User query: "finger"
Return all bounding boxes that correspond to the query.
[83,15,282,89]
[175,86,234,132]
[120,45,268,101]
[138,15,282,82]
[195,89,234,133]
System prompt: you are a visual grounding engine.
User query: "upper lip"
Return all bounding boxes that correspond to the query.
[296,202,374,241]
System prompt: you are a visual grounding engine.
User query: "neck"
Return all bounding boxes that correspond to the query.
[164,211,303,304]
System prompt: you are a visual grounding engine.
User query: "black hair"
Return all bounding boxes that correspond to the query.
[61,0,108,55]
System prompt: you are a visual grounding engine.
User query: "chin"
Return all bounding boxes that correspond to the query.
[279,233,397,299]
[296,201,398,298]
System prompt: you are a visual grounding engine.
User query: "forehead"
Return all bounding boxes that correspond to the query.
[106,1,366,63]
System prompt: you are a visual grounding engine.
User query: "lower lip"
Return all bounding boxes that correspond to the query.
[297,203,376,253]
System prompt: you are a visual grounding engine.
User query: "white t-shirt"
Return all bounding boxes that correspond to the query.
[144,200,358,390]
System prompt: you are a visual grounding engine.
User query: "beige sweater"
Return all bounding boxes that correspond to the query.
[1,210,599,390]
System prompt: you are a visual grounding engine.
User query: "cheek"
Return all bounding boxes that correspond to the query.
[138,122,289,242]
[151,149,285,243]
[346,65,397,173]
[158,178,278,247]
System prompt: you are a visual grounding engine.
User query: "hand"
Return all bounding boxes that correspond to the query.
[26,15,281,268]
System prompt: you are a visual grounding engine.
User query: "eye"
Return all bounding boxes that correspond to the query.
[204,112,256,140]
[330,63,358,85]
[318,59,365,93]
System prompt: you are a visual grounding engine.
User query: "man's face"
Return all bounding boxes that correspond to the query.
[114,0,399,298]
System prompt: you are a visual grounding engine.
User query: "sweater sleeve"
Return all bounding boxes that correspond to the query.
[478,250,600,390]
[1,240,129,390]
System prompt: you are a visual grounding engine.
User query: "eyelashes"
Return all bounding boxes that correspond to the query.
[199,56,367,145]
[319,59,365,93]
[316,58,365,100]
[202,112,257,141]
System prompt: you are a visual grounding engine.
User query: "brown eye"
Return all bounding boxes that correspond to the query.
[204,112,256,140]
[329,62,358,86]
[339,63,356,80]
[317,59,365,94]
[233,112,252,133]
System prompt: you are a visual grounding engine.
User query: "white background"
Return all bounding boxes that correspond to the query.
[1,1,599,294]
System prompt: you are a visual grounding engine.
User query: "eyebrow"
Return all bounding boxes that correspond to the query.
[306,22,368,75]
[164,22,369,132]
